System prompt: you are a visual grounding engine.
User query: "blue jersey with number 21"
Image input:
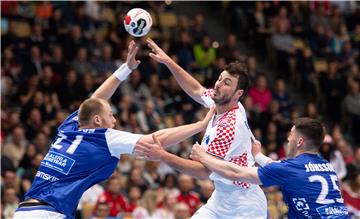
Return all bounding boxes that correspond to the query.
[258,153,349,219]
[25,111,142,218]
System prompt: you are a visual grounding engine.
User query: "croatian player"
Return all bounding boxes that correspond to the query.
[190,117,350,219]
[143,39,267,218]
[13,41,213,219]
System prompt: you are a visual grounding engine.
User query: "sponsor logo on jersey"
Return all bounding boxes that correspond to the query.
[36,171,59,182]
[316,205,348,218]
[42,151,75,175]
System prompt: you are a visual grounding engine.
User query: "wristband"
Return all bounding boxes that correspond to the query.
[254,153,272,167]
[113,63,132,81]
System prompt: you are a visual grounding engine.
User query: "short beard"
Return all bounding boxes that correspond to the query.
[213,89,237,106]
[213,96,232,105]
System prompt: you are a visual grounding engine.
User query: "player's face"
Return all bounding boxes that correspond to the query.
[286,126,299,157]
[99,102,116,129]
[212,71,242,106]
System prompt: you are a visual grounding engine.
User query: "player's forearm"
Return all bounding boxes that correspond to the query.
[155,121,205,148]
[165,60,205,103]
[200,153,261,184]
[92,64,132,100]
[161,151,210,179]
[91,75,121,100]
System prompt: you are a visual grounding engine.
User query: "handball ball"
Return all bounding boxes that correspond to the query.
[124,8,152,37]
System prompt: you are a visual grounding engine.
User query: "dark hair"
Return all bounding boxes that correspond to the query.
[294,117,325,146]
[78,98,106,125]
[224,61,249,93]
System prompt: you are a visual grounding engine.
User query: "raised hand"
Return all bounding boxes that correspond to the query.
[190,142,206,162]
[146,38,171,65]
[126,40,141,70]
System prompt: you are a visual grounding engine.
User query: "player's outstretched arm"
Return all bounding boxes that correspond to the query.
[252,139,273,167]
[91,41,140,100]
[149,107,214,148]
[135,135,211,179]
[190,143,262,184]
[146,38,206,104]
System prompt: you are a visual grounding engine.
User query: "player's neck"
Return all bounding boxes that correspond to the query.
[215,102,238,114]
[295,150,318,157]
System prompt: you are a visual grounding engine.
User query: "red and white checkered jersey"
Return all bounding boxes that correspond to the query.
[200,89,255,189]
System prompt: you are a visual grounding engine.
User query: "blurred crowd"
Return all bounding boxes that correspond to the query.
[1,1,359,219]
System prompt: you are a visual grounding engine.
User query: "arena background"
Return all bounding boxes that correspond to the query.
[1,1,359,218]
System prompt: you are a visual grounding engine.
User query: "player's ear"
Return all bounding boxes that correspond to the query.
[297,137,304,147]
[235,89,244,99]
[93,115,102,127]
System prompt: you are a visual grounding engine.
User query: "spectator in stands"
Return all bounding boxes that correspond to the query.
[2,125,28,167]
[272,79,292,117]
[18,144,37,171]
[218,33,240,63]
[193,35,216,69]
[96,175,129,217]
[249,2,271,51]
[247,56,260,83]
[341,169,360,217]
[289,2,306,38]
[19,153,44,198]
[120,69,152,108]
[309,23,331,57]
[271,20,295,74]
[126,185,141,213]
[249,74,272,113]
[190,13,208,44]
[94,44,118,77]
[2,170,18,192]
[132,189,158,218]
[137,100,163,133]
[170,31,195,71]
[71,47,95,76]
[320,135,347,181]
[297,47,316,97]
[91,201,114,219]
[177,174,201,215]
[62,25,87,61]
[319,59,347,123]
[330,23,350,57]
[173,202,190,219]
[343,81,360,144]
[152,190,177,218]
[2,187,19,219]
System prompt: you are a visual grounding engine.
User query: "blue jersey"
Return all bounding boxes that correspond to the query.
[258,153,349,219]
[25,111,142,218]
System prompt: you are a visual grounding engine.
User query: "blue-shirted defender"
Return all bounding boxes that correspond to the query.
[13,41,212,219]
[190,117,350,219]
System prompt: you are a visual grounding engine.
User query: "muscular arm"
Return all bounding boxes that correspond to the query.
[138,108,213,148]
[147,38,205,104]
[190,144,262,184]
[91,74,122,100]
[161,151,211,179]
[135,135,211,180]
[165,60,205,104]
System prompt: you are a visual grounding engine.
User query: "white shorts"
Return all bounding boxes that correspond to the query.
[14,205,66,219]
[192,183,267,219]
